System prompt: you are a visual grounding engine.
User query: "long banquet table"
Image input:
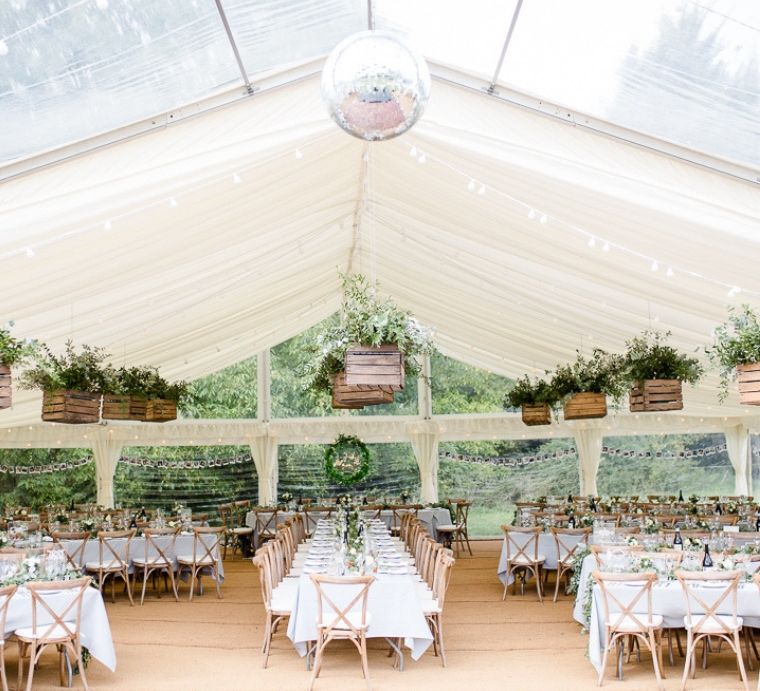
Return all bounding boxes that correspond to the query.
[283,519,434,663]
[4,585,116,671]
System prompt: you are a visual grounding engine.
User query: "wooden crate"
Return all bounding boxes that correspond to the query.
[145,398,177,422]
[737,363,760,405]
[0,364,10,410]
[102,395,149,421]
[563,392,607,420]
[331,372,394,409]
[345,344,405,391]
[629,379,683,412]
[521,403,551,426]
[42,390,101,424]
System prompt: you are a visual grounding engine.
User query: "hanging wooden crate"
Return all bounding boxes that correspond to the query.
[737,363,760,405]
[41,390,101,424]
[521,403,551,426]
[331,372,394,409]
[0,364,11,410]
[344,344,405,391]
[145,398,177,422]
[629,379,683,412]
[563,392,607,420]
[102,394,149,421]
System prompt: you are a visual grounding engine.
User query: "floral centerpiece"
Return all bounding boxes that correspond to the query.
[302,274,435,406]
[706,305,760,404]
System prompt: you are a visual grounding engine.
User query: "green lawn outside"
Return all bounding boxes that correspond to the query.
[467,505,513,538]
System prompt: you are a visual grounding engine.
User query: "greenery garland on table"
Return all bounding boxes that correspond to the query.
[325,435,371,486]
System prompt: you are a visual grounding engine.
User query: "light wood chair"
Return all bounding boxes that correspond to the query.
[15,577,91,691]
[550,527,591,602]
[500,525,545,601]
[390,505,417,537]
[0,584,16,691]
[420,551,456,666]
[51,531,90,571]
[676,569,748,691]
[592,571,664,690]
[85,529,134,605]
[308,574,375,691]
[132,526,179,605]
[303,506,333,537]
[590,544,644,569]
[176,526,224,600]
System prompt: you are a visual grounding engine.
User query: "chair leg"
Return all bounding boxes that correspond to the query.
[24,641,37,691]
[746,628,755,672]
[437,615,447,667]
[680,632,694,690]
[124,569,135,606]
[140,568,149,605]
[359,634,371,690]
[308,638,323,691]
[71,639,90,691]
[553,567,562,603]
[0,643,7,691]
[733,631,750,691]
[649,630,664,691]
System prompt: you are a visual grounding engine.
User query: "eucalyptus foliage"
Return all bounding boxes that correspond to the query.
[550,349,627,401]
[504,375,560,408]
[302,274,436,395]
[706,305,760,400]
[623,331,703,386]
[0,322,39,366]
[20,341,110,393]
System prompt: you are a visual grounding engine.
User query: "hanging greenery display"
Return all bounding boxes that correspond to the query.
[324,434,372,485]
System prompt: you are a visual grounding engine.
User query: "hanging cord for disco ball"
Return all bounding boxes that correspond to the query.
[321,30,431,141]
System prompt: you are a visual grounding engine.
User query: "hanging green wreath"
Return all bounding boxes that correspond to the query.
[325,434,371,486]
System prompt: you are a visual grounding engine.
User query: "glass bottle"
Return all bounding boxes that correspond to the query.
[702,543,713,568]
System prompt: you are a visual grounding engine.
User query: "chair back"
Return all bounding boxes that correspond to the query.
[501,525,541,562]
[255,508,279,539]
[311,574,374,638]
[0,584,16,635]
[304,506,333,536]
[676,569,742,635]
[51,531,90,570]
[431,551,455,608]
[592,571,658,633]
[26,577,91,642]
[275,524,295,572]
[252,547,275,613]
[589,544,643,569]
[392,505,417,532]
[551,527,590,566]
[424,542,444,587]
[97,529,134,568]
[142,527,179,563]
[191,526,224,566]
[454,501,471,527]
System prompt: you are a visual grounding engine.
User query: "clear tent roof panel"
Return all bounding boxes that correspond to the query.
[0,0,758,169]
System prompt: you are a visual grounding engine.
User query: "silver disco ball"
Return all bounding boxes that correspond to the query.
[321,30,431,141]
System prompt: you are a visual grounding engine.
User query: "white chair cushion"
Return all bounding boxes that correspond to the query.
[85,560,123,571]
[176,554,216,565]
[232,527,253,535]
[683,614,742,633]
[510,554,546,565]
[132,556,171,566]
[16,623,78,641]
[318,611,371,630]
[271,580,298,613]
[436,524,459,532]
[607,614,664,632]
[419,597,441,615]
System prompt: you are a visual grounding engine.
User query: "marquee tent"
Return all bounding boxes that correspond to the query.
[1,0,759,506]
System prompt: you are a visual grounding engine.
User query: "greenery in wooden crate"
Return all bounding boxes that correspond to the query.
[108,365,189,403]
[0,321,39,366]
[550,348,627,401]
[302,273,435,395]
[504,375,560,409]
[705,305,760,400]
[20,341,110,393]
[622,331,703,386]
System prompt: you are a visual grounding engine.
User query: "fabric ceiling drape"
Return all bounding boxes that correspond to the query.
[250,433,279,506]
[724,423,750,496]
[574,428,603,496]
[92,436,123,508]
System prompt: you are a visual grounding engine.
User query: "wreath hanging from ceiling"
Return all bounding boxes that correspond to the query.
[325,434,371,486]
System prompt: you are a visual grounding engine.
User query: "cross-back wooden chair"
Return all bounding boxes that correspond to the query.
[421,550,456,667]
[0,584,16,691]
[176,526,224,601]
[309,574,375,691]
[592,571,664,690]
[398,512,415,543]
[303,506,333,538]
[132,526,179,605]
[676,570,748,691]
[500,525,545,601]
[15,577,91,691]
[254,508,279,543]
[363,504,384,521]
[290,513,306,544]
[275,524,296,573]
[51,531,90,571]
[590,544,644,569]
[391,505,417,537]
[85,529,134,605]
[550,527,591,602]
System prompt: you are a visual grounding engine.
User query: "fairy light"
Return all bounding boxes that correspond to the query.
[409,146,417,157]
[168,197,178,207]
[602,241,610,252]
[417,153,427,164]
[467,179,476,192]
[587,236,596,248]
[294,148,303,160]
[478,184,486,195]
[539,213,547,224]
[528,209,537,220]
[103,220,112,230]
[666,266,674,277]
[25,247,34,257]
[232,173,242,184]
[651,260,659,272]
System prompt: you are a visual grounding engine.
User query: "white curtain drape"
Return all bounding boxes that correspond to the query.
[724,424,750,496]
[409,427,439,503]
[574,428,604,496]
[92,436,123,508]
[250,433,279,506]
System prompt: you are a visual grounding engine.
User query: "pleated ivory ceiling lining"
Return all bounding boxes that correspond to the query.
[1,74,759,441]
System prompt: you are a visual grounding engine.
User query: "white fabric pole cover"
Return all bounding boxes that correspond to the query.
[724,424,750,496]
[574,428,603,496]
[250,433,278,506]
[92,436,123,508]
[409,426,439,503]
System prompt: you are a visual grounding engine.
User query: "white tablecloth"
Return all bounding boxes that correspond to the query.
[62,534,224,581]
[497,533,568,586]
[4,585,116,672]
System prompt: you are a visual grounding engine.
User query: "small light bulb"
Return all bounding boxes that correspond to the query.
[96,0,109,9]
[528,209,536,220]
[25,247,34,257]
[602,242,610,252]
[651,260,659,272]
[467,179,476,192]
[666,266,674,277]
[478,184,486,195]
[587,237,596,248]
[409,146,417,157]
[295,148,303,160]
[0,40,8,56]
[417,153,426,164]
[103,220,112,230]
[232,173,242,184]
[539,214,547,224]
[169,197,178,207]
